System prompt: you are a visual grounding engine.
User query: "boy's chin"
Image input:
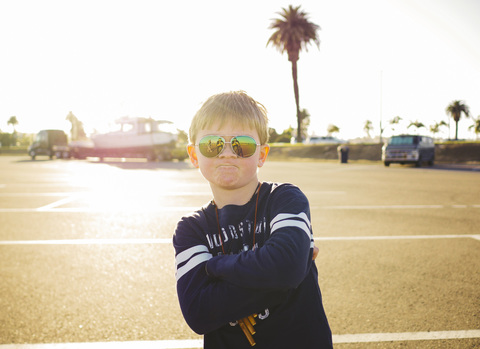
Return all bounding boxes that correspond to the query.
[210,175,247,189]
[213,177,242,189]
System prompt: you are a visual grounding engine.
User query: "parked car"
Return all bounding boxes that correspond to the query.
[28,129,69,160]
[306,136,346,144]
[382,135,435,167]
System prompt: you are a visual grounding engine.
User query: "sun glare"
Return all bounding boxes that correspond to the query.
[67,162,171,212]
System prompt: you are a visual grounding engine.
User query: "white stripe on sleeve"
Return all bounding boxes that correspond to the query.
[270,219,312,241]
[270,212,311,230]
[176,245,210,265]
[175,246,212,281]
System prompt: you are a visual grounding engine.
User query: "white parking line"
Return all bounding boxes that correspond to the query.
[0,193,80,196]
[1,235,479,245]
[1,204,479,213]
[333,330,480,343]
[37,196,81,211]
[314,204,480,210]
[314,234,480,241]
[1,330,479,348]
[0,340,205,349]
[0,207,199,213]
[0,192,212,197]
[0,238,172,245]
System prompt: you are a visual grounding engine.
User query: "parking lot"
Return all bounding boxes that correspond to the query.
[0,156,479,348]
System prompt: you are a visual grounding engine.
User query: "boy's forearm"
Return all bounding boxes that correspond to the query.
[206,229,312,290]
[173,229,283,334]
[177,263,287,334]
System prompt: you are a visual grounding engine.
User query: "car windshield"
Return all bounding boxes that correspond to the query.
[389,136,417,145]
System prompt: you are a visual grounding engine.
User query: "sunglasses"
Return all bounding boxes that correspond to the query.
[196,135,260,158]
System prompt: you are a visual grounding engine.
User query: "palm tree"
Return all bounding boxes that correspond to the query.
[407,120,425,134]
[299,108,310,141]
[445,100,470,140]
[469,116,480,140]
[327,124,340,136]
[364,120,373,138]
[389,116,402,134]
[267,5,320,143]
[429,121,447,139]
[7,116,18,133]
[66,111,87,140]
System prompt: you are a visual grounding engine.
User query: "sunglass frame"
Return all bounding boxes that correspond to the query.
[196,135,261,158]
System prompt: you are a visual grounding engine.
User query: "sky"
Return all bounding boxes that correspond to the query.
[1,0,479,140]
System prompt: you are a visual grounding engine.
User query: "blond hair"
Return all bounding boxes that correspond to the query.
[189,91,269,145]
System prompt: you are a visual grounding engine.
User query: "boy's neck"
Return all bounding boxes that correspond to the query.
[211,181,261,209]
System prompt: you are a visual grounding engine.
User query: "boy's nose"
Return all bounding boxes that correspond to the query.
[219,143,237,158]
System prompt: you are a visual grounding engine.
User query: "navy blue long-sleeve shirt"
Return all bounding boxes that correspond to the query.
[173,182,332,348]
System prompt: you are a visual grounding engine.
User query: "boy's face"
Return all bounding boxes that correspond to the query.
[187,121,269,192]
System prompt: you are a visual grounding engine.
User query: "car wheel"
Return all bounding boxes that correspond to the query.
[147,152,157,162]
[384,162,390,167]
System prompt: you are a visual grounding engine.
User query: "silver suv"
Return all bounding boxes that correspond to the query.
[382,135,435,167]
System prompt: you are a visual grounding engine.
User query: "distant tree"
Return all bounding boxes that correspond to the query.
[445,100,470,140]
[275,127,294,143]
[299,108,310,140]
[379,122,386,143]
[327,124,340,136]
[66,111,87,140]
[267,5,320,143]
[363,120,373,138]
[177,129,188,144]
[389,116,402,134]
[407,120,426,133]
[7,116,18,133]
[0,133,14,147]
[429,121,447,139]
[268,128,279,142]
[469,116,480,140]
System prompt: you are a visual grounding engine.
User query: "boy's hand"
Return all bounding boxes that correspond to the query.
[312,246,319,260]
[235,247,318,347]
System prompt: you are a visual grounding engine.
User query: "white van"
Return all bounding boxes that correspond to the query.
[382,135,435,167]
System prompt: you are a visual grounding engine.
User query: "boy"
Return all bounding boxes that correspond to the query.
[173,91,332,348]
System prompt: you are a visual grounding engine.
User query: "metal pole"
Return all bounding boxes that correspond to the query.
[379,70,383,143]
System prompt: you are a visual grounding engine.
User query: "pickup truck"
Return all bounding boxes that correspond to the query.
[28,129,70,160]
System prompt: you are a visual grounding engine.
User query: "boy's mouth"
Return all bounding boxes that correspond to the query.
[217,163,238,170]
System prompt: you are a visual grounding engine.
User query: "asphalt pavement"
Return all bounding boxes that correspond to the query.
[1,156,479,348]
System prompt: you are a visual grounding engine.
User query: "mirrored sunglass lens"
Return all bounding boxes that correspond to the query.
[232,136,257,157]
[199,136,224,157]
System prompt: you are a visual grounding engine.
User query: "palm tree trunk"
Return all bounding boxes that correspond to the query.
[291,60,302,142]
[454,112,460,140]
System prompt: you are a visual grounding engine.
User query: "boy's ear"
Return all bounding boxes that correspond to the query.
[258,144,270,168]
[187,144,199,168]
